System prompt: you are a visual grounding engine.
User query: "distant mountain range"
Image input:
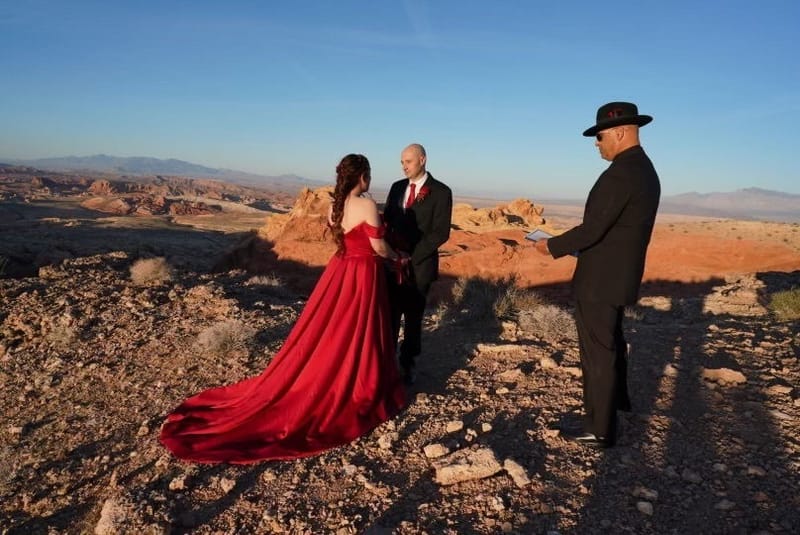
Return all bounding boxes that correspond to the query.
[660,188,800,222]
[1,154,326,192]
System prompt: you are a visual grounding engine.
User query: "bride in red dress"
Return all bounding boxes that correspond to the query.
[160,154,407,464]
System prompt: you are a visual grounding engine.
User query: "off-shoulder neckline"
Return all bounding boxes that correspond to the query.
[343,220,380,235]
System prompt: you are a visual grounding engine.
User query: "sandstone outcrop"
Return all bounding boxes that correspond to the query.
[452,198,545,231]
[88,179,115,195]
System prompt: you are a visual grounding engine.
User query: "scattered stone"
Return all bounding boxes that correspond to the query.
[701,367,747,385]
[769,409,792,420]
[377,433,396,450]
[94,498,127,535]
[489,495,505,512]
[714,499,736,511]
[766,384,793,395]
[496,368,524,381]
[219,477,236,493]
[432,447,503,486]
[423,443,450,459]
[495,386,510,395]
[503,459,531,488]
[636,501,654,515]
[663,363,679,377]
[746,465,766,477]
[168,475,187,491]
[341,464,357,476]
[481,423,493,433]
[475,343,527,355]
[446,421,464,433]
[539,357,558,369]
[543,427,560,439]
[632,485,659,501]
[681,468,703,484]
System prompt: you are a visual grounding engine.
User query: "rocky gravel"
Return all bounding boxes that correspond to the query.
[1,252,799,534]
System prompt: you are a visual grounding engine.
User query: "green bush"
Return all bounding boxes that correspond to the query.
[768,287,800,321]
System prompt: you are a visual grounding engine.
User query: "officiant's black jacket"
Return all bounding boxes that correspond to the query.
[383,174,452,288]
[547,145,660,305]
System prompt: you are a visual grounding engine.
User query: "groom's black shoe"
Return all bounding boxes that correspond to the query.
[401,364,416,386]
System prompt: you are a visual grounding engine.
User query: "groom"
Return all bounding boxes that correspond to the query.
[384,143,452,385]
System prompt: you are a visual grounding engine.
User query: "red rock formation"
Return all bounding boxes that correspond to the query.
[451,199,547,231]
[88,180,115,195]
[168,200,222,216]
[261,186,332,242]
[242,187,800,291]
[80,197,133,215]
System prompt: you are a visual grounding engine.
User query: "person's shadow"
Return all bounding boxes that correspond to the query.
[502,273,799,534]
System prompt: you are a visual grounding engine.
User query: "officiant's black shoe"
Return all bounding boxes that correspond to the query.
[564,431,614,449]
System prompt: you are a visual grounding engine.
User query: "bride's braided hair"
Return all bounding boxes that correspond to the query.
[330,154,370,254]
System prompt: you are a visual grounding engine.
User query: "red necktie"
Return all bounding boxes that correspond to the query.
[404,182,416,209]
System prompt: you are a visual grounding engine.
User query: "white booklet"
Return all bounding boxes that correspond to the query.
[525,228,579,257]
[524,229,552,242]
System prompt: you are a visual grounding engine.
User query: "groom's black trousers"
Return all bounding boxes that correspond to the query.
[387,276,430,368]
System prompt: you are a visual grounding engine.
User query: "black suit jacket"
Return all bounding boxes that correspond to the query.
[384,174,453,288]
[547,145,660,305]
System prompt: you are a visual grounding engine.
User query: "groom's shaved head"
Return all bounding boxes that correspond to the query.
[401,143,427,180]
[404,143,426,157]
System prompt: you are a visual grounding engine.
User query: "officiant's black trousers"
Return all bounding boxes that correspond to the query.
[574,300,630,439]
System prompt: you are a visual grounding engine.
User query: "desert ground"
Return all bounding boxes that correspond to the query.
[1,175,799,534]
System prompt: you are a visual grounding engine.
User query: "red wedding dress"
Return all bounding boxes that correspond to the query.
[160,221,407,463]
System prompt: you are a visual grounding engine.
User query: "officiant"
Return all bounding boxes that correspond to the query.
[533,102,661,448]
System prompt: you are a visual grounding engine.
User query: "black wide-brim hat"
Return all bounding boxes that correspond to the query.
[582,101,653,137]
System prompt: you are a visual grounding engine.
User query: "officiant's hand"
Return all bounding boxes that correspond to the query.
[533,238,550,256]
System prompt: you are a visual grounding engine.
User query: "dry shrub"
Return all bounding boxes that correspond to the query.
[244,275,283,287]
[130,257,172,286]
[449,276,512,321]
[445,275,545,323]
[506,285,544,312]
[518,305,576,342]
[196,319,256,356]
[44,324,79,348]
[769,287,800,320]
[624,306,644,321]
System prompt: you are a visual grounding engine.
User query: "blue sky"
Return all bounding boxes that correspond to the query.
[1,1,798,199]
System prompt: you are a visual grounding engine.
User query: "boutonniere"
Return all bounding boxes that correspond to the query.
[416,185,431,203]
